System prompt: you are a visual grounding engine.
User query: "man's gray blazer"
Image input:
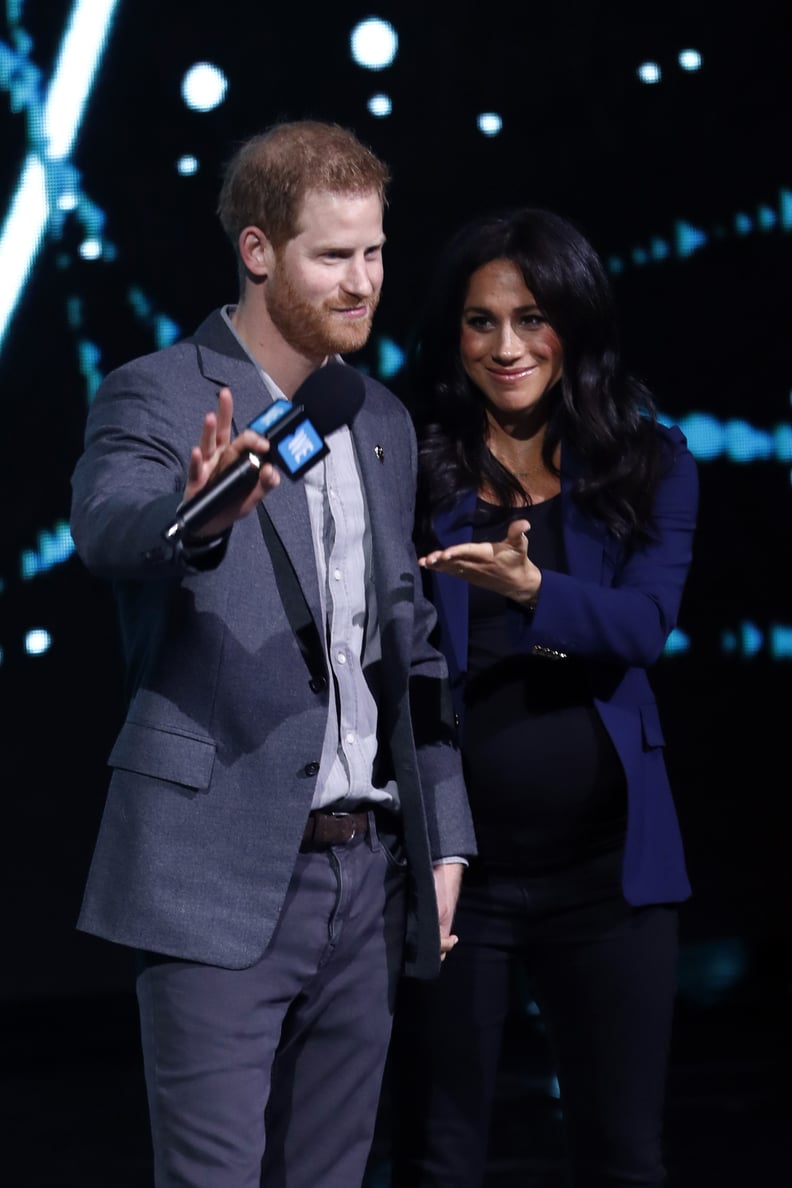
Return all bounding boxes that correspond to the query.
[70,310,475,979]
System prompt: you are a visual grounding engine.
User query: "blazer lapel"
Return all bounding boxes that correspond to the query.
[559,445,610,580]
[350,391,400,598]
[432,492,476,679]
[192,311,322,617]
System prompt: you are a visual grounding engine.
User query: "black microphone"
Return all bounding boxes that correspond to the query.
[162,363,365,543]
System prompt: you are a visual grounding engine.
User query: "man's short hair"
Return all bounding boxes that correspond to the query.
[217,119,390,253]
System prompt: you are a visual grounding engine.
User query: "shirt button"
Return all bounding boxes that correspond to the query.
[333,568,342,581]
[337,652,346,664]
[345,732,355,744]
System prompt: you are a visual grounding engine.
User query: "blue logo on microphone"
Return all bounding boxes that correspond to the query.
[277,422,324,475]
[249,401,292,435]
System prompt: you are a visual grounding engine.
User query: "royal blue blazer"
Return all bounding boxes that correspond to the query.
[426,424,699,906]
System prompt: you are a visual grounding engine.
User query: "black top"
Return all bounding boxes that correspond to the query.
[463,496,626,872]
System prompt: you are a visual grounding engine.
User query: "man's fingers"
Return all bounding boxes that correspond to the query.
[198,411,219,460]
[215,387,235,444]
[439,934,459,961]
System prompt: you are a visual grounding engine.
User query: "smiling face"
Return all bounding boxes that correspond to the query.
[264,188,384,360]
[460,258,563,430]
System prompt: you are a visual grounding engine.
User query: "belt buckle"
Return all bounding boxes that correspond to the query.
[330,810,355,841]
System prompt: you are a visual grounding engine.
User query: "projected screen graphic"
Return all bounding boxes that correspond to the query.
[1,0,790,679]
[1,0,790,1011]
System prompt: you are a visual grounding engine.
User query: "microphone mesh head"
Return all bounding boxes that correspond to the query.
[294,364,365,436]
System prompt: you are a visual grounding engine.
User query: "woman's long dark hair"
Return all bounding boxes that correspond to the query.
[407,207,669,552]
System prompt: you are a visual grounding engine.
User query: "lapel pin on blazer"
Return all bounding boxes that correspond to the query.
[374,444,385,464]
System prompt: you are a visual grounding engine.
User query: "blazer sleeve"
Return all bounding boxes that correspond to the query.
[70,351,226,579]
[390,398,476,861]
[512,426,699,668]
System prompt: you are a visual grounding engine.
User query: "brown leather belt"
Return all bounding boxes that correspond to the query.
[301,809,371,850]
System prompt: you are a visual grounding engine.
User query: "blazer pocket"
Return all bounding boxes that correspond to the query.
[108,721,216,791]
[639,702,666,749]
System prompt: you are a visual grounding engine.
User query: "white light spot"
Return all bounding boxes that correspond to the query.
[177,155,199,176]
[368,93,392,117]
[637,61,662,84]
[25,628,52,656]
[678,49,702,71]
[350,18,398,70]
[79,237,102,259]
[477,112,502,137]
[181,62,228,112]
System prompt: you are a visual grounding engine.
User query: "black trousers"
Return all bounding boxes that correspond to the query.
[389,849,679,1187]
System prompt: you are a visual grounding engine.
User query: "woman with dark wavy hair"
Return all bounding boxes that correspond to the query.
[390,208,699,1187]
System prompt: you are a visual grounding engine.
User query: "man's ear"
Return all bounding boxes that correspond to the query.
[238,225,274,279]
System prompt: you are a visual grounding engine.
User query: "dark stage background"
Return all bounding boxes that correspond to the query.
[1,3,790,1179]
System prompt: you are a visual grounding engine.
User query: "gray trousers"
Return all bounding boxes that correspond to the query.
[136,819,408,1187]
